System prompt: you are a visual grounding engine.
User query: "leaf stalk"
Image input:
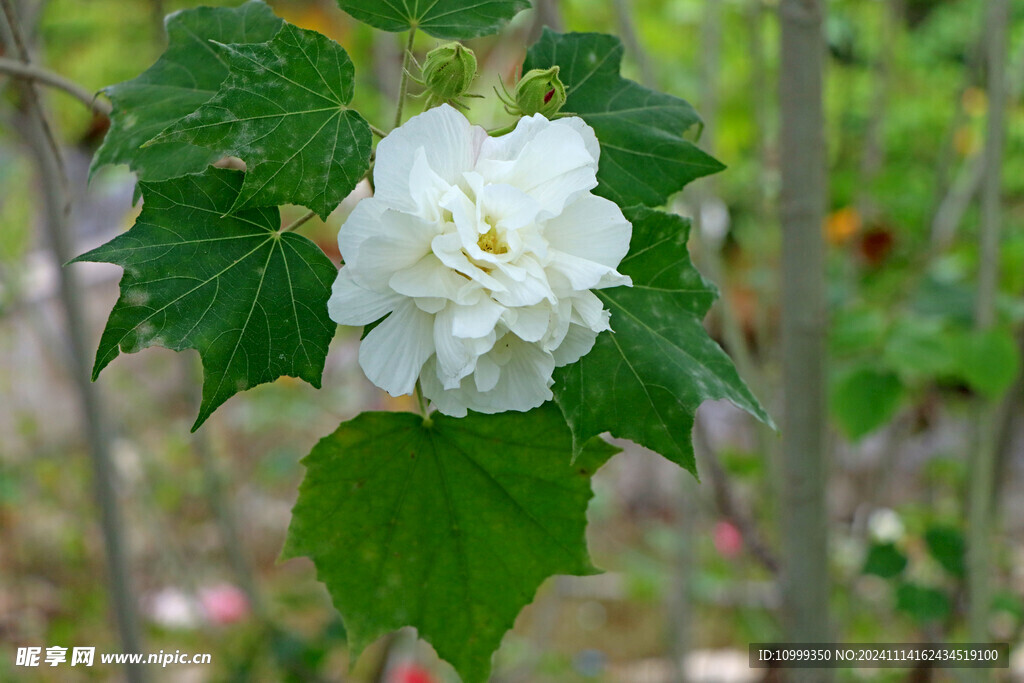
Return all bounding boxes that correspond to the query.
[281,209,316,233]
[393,27,417,130]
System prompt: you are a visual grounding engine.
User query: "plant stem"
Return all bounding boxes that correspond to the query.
[0,57,111,115]
[393,27,417,130]
[281,209,316,233]
[778,0,830,678]
[369,122,388,139]
[414,380,431,425]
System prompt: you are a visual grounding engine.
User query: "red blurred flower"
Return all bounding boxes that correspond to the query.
[713,520,744,559]
[199,584,250,625]
[390,663,436,683]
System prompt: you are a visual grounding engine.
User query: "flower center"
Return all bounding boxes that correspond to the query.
[477,224,508,255]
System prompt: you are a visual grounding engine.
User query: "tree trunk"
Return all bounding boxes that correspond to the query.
[778,0,830,679]
[966,0,1009,665]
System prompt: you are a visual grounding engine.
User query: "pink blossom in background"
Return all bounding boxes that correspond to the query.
[713,520,744,558]
[199,584,250,625]
[390,662,436,683]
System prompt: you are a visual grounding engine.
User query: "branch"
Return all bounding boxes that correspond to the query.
[694,420,780,574]
[0,1,146,680]
[0,56,111,115]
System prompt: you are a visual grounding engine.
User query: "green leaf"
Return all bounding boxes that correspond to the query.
[830,366,905,440]
[71,168,338,430]
[882,316,957,379]
[862,542,907,579]
[150,23,372,219]
[830,305,888,357]
[896,583,951,623]
[950,326,1021,399]
[335,0,530,39]
[524,30,724,208]
[283,405,618,683]
[924,525,965,578]
[552,207,771,474]
[91,1,283,181]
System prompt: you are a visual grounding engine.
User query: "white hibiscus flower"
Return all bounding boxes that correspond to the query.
[329,104,632,417]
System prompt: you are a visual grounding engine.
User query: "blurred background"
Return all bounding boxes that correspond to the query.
[2,0,1024,680]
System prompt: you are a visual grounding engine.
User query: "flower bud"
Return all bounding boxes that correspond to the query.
[513,66,567,117]
[421,42,478,103]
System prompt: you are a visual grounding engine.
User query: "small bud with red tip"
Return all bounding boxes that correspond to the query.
[496,65,568,118]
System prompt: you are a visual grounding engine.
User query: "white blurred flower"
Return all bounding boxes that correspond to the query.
[867,507,905,543]
[329,105,631,416]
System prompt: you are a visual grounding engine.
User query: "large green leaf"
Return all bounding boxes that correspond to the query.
[336,0,530,39]
[150,23,372,219]
[71,168,338,430]
[830,366,905,440]
[524,30,724,208]
[950,326,1020,399]
[91,1,283,181]
[283,406,618,683]
[553,207,771,474]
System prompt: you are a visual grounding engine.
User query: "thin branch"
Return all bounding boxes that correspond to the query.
[0,56,110,115]
[0,0,65,203]
[281,209,316,233]
[369,122,388,139]
[694,420,780,574]
[0,1,146,680]
[393,28,417,130]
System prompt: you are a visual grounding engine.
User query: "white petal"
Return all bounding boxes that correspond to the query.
[544,194,632,268]
[423,335,555,416]
[433,306,477,389]
[474,354,501,393]
[419,357,468,417]
[351,210,436,290]
[450,296,504,339]
[551,323,598,366]
[373,105,487,211]
[504,304,551,343]
[547,250,624,291]
[359,300,435,396]
[477,115,598,216]
[389,253,479,304]
[570,290,612,332]
[473,336,555,413]
[479,183,542,232]
[337,198,387,264]
[431,233,508,291]
[328,268,402,325]
[414,297,448,314]
[490,270,553,308]
[408,147,450,221]
[555,116,601,164]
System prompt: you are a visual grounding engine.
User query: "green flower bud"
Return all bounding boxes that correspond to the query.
[513,66,567,118]
[421,42,478,103]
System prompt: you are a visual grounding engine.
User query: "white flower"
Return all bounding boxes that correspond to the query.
[328,104,632,416]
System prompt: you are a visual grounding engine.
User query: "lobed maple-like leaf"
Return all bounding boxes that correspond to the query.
[284,405,618,683]
[336,0,531,40]
[72,168,338,430]
[524,30,725,208]
[150,23,372,219]
[553,207,772,473]
[91,0,283,181]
